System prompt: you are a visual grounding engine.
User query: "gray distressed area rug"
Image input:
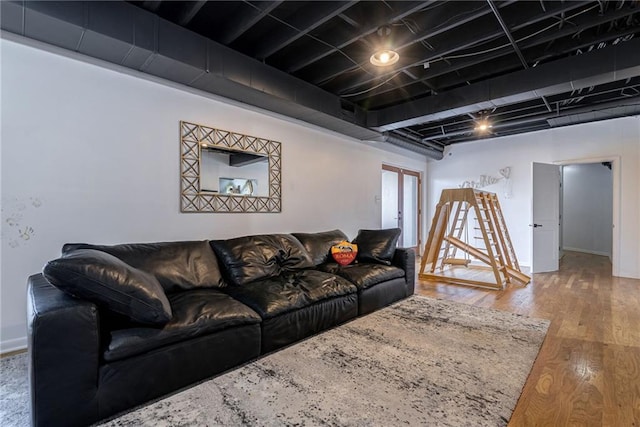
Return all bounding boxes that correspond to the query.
[1,296,549,426]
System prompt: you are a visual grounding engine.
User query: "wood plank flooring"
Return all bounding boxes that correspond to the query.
[416,251,640,426]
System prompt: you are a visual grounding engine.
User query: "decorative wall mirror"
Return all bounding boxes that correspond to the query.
[180,121,282,213]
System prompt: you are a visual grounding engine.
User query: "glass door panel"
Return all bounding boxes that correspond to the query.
[403,174,419,247]
[382,170,399,229]
[381,165,421,252]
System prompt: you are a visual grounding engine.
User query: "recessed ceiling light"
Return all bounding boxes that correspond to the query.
[370,50,400,67]
[371,26,399,67]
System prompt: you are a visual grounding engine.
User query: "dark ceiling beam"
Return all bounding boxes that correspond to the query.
[347,2,630,103]
[177,1,207,26]
[367,37,640,131]
[286,1,434,73]
[487,0,527,69]
[142,1,161,13]
[337,12,360,29]
[221,1,282,45]
[254,2,354,60]
[487,0,553,112]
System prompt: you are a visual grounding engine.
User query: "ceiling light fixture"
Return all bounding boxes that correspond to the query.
[475,118,493,133]
[370,26,399,67]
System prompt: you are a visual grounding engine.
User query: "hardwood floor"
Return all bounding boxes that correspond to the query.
[416,251,640,426]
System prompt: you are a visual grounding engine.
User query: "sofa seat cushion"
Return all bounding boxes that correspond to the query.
[318,262,405,290]
[104,289,260,362]
[224,270,357,320]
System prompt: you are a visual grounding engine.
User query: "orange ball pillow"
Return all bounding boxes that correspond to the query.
[331,241,358,266]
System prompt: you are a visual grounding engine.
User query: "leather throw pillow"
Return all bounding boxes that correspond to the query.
[352,228,401,265]
[43,249,172,326]
[292,229,349,266]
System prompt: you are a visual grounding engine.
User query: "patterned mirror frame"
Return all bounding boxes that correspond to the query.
[180,121,282,213]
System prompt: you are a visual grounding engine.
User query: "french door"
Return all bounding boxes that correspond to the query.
[381,165,421,252]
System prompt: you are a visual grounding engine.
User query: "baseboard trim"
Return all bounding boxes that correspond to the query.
[562,247,611,258]
[0,337,27,355]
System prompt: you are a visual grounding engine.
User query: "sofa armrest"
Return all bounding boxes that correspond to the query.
[27,274,100,427]
[392,248,416,296]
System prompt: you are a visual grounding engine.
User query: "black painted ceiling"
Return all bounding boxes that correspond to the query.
[129,0,640,152]
[4,1,640,158]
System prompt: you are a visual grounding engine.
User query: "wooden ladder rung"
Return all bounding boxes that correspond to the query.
[443,258,472,266]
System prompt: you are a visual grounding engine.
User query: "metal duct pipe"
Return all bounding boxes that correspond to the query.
[382,132,444,160]
[393,129,445,151]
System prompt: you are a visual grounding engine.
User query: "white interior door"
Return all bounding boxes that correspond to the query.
[532,162,560,273]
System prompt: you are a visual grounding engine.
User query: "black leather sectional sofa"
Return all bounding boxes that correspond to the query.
[27,229,415,427]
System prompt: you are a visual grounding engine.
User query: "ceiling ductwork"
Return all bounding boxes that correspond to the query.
[382,132,444,160]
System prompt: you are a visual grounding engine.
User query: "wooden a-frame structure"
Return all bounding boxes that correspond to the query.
[419,188,530,290]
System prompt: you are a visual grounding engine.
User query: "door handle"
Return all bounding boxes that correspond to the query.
[529,224,543,228]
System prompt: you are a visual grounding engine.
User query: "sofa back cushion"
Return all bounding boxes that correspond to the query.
[292,229,349,266]
[352,228,401,265]
[62,241,224,293]
[43,249,172,326]
[210,234,313,286]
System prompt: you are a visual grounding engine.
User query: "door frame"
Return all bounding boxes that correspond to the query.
[553,155,620,276]
[381,164,422,253]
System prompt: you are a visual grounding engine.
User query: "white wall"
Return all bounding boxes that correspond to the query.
[427,116,640,279]
[562,163,613,257]
[0,38,428,352]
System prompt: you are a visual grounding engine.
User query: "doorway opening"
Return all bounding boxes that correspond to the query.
[531,156,619,275]
[381,165,422,252]
[560,163,613,260]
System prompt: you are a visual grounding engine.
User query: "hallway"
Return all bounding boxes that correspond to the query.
[417,251,640,425]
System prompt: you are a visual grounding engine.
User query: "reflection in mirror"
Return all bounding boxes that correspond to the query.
[200,148,269,197]
[180,121,281,213]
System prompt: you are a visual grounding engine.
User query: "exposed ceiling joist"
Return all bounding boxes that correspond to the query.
[142,1,161,13]
[177,0,207,26]
[487,0,528,69]
[253,1,354,60]
[220,1,283,45]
